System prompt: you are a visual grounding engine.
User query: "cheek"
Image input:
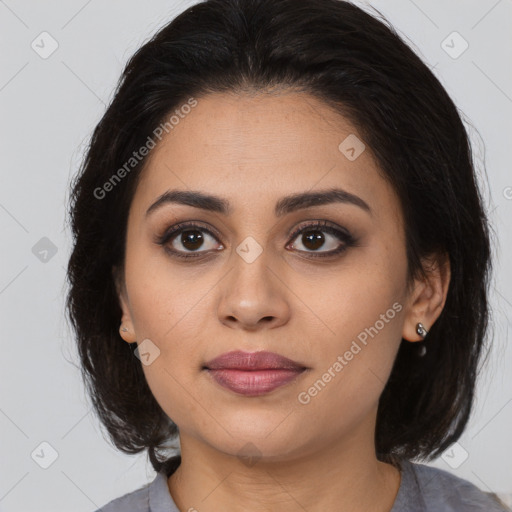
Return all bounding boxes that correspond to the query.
[291,291,404,440]
[123,259,216,423]
[124,234,210,345]
[132,295,207,429]
[299,245,406,400]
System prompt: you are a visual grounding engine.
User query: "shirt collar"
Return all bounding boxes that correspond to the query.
[390,459,427,512]
[149,471,180,512]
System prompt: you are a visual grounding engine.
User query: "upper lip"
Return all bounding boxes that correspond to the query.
[204,350,307,371]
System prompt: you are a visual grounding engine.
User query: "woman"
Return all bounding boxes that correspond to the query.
[65,0,509,510]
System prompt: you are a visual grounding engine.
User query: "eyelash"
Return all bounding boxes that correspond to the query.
[155,220,356,260]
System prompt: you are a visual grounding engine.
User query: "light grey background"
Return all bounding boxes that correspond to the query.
[0,0,511,510]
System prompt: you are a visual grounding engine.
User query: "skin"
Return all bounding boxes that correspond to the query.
[115,90,451,512]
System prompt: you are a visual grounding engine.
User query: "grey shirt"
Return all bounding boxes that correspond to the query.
[96,457,509,511]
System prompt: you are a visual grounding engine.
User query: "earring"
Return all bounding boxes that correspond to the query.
[416,322,428,339]
[416,322,428,357]
[120,325,128,333]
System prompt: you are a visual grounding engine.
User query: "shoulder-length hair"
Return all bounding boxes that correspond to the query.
[65,0,493,473]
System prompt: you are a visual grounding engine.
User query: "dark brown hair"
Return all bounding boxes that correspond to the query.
[65,0,493,474]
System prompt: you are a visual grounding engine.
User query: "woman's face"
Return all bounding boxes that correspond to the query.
[116,91,419,461]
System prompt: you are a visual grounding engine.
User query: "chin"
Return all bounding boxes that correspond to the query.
[197,419,313,462]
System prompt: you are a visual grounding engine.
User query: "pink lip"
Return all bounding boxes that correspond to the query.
[203,351,308,396]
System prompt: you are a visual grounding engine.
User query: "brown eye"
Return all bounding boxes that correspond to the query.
[168,228,221,255]
[179,229,205,251]
[297,230,326,251]
[287,221,355,258]
[156,222,223,259]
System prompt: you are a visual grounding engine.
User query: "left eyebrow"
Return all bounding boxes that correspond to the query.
[145,187,372,218]
[275,188,372,217]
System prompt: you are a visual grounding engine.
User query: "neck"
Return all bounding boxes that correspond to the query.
[167,421,401,512]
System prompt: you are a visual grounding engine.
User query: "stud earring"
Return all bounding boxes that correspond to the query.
[416,322,428,357]
[416,322,428,339]
[120,325,128,333]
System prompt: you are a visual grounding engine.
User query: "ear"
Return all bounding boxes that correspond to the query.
[112,265,137,344]
[401,252,451,342]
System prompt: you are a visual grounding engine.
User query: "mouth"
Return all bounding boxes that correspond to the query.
[203,350,308,397]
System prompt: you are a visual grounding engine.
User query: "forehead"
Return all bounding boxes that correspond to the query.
[130,91,402,227]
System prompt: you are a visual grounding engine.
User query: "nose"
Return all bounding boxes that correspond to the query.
[216,252,291,331]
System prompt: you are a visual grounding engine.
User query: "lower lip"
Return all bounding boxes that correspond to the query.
[205,368,305,396]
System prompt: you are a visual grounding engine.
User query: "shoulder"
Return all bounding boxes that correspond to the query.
[402,459,509,512]
[93,476,153,512]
